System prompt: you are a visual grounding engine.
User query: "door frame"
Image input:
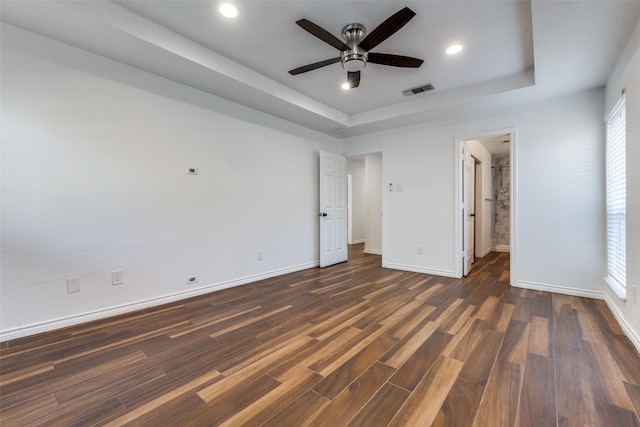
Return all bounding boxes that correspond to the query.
[345,150,386,263]
[347,173,353,244]
[454,128,517,283]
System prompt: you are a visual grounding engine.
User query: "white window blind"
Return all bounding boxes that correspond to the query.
[605,94,626,298]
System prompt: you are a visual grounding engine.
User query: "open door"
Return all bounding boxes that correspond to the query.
[319,151,348,267]
[469,158,477,264]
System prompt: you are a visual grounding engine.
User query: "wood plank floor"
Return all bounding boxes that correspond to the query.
[2,244,639,426]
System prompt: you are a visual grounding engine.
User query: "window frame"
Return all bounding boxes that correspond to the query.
[604,93,627,300]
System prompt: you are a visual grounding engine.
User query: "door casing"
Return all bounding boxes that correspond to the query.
[455,128,517,282]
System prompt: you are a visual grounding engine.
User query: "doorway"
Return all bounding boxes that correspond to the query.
[457,130,514,278]
[347,152,383,257]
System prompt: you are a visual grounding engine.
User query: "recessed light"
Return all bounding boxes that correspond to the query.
[219,3,238,18]
[446,44,463,55]
[341,82,351,90]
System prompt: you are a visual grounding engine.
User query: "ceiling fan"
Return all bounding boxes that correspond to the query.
[288,7,424,89]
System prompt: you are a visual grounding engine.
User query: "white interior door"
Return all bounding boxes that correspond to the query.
[319,151,348,267]
[469,159,476,264]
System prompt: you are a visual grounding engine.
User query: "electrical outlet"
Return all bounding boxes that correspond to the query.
[187,167,199,175]
[417,246,424,255]
[67,277,80,293]
[112,270,123,285]
[257,250,263,261]
[187,275,198,285]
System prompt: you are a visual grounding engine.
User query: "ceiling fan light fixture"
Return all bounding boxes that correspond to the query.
[219,3,238,18]
[341,55,367,72]
[341,23,368,71]
[446,44,463,55]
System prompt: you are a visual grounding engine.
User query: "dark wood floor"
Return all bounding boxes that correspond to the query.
[1,245,639,426]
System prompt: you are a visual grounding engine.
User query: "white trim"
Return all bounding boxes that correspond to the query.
[514,279,639,355]
[513,280,604,300]
[345,149,386,264]
[604,293,640,355]
[454,127,517,281]
[494,245,511,253]
[454,138,463,277]
[351,239,365,244]
[383,262,458,278]
[0,262,318,342]
[478,248,492,257]
[347,173,353,244]
[509,128,518,286]
[382,149,387,267]
[604,94,627,298]
[604,276,627,300]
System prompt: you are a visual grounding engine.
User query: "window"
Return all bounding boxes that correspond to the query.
[605,93,626,299]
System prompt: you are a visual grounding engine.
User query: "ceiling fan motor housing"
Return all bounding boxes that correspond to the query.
[341,23,367,71]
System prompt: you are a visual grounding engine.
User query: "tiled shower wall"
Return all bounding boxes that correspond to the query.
[493,156,510,249]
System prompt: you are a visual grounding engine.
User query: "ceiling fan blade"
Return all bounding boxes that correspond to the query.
[296,19,350,51]
[289,57,341,75]
[368,53,423,68]
[348,71,360,88]
[358,7,416,52]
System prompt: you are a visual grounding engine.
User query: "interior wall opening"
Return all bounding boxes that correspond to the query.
[347,153,383,256]
[460,132,512,277]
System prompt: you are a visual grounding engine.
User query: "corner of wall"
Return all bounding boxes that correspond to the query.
[604,292,640,355]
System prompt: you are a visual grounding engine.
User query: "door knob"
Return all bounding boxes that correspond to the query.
[319,213,328,217]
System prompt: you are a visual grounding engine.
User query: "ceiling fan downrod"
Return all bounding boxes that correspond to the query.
[341,23,367,72]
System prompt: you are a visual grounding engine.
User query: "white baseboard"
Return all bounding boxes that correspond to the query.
[515,279,640,355]
[364,248,382,255]
[478,248,492,257]
[604,293,640,356]
[494,245,510,253]
[350,239,365,244]
[6,264,638,357]
[513,280,604,300]
[0,261,318,342]
[383,262,458,278]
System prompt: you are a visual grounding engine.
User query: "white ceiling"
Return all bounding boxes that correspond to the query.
[477,135,511,157]
[2,1,639,138]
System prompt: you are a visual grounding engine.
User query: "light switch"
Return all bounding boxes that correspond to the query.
[112,270,123,285]
[67,277,80,293]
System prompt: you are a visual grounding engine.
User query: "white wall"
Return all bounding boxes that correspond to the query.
[3,21,636,351]
[465,140,493,257]
[0,25,339,340]
[364,153,383,254]
[344,89,606,294]
[604,18,640,350]
[347,159,365,244]
[492,155,511,251]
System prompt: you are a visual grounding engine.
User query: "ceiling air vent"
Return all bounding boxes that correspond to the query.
[402,84,434,97]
